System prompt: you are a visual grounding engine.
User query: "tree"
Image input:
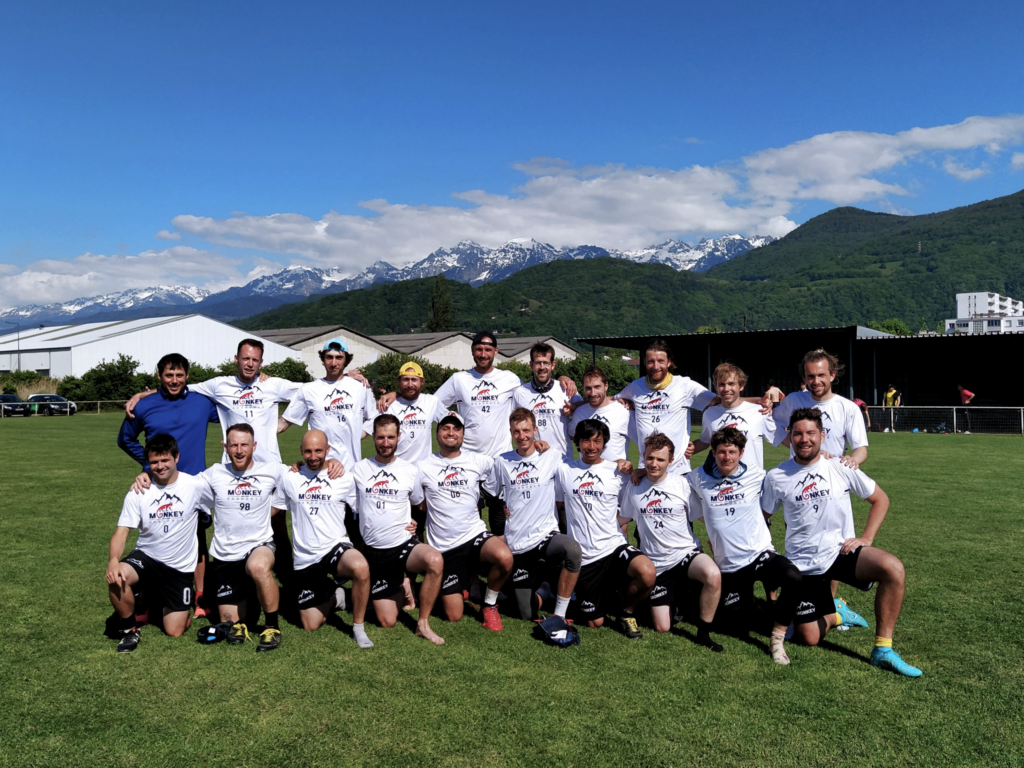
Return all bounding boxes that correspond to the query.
[261,358,313,383]
[868,318,913,335]
[57,354,156,402]
[696,325,722,334]
[557,354,638,397]
[426,274,454,332]
[363,353,458,396]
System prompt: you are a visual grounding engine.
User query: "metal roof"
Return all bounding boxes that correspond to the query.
[492,335,577,356]
[371,331,474,354]
[575,325,891,345]
[249,324,390,348]
[0,315,223,351]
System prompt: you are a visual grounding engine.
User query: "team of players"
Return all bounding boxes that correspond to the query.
[107,334,920,676]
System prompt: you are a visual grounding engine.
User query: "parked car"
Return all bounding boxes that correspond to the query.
[27,394,78,416]
[0,394,32,417]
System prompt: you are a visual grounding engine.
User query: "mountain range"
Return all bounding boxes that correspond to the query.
[0,235,773,326]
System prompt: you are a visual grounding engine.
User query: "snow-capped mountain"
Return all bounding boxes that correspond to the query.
[0,285,210,323]
[0,235,774,326]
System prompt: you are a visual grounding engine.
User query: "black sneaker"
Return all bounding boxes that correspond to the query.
[618,615,643,639]
[117,629,141,653]
[696,630,723,653]
[227,622,250,645]
[256,627,281,652]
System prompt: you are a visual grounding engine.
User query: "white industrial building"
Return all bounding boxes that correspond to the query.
[945,291,1024,335]
[0,315,298,378]
[252,325,395,374]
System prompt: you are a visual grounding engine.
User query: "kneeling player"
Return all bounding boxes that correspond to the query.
[761,408,922,677]
[558,419,654,638]
[688,427,802,664]
[415,412,512,630]
[485,408,582,622]
[272,430,373,648]
[618,434,723,651]
[106,434,212,652]
[351,414,445,645]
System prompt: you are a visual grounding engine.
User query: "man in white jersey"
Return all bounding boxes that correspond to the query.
[770,348,868,469]
[513,342,580,461]
[484,408,583,622]
[692,363,776,472]
[618,434,723,652]
[126,339,299,464]
[106,434,213,653]
[688,427,802,665]
[279,337,380,469]
[557,419,654,638]
[414,412,513,631]
[202,423,287,652]
[568,366,631,462]
[378,332,576,536]
[350,414,445,645]
[761,408,921,677]
[272,430,374,648]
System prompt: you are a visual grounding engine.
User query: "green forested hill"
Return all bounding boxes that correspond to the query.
[240,188,1024,339]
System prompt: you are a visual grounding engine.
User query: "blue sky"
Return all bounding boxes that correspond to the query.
[2,1,1024,308]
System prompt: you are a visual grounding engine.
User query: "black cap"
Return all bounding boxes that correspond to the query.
[471,331,497,347]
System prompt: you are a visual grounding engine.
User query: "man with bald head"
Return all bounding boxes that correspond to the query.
[272,430,373,648]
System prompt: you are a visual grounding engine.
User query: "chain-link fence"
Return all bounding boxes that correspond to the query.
[865,406,1024,435]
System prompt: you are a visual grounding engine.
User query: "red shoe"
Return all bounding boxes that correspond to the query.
[481,604,503,631]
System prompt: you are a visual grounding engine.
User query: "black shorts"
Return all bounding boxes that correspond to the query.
[441,531,494,595]
[294,542,354,609]
[794,547,874,624]
[122,549,194,613]
[209,542,275,605]
[720,550,784,613]
[509,531,559,590]
[575,544,644,620]
[648,550,701,607]
[366,536,420,599]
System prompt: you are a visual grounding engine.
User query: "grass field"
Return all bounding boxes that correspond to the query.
[1,414,1023,767]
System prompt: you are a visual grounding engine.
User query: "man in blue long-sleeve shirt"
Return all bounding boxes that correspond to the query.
[118,353,219,616]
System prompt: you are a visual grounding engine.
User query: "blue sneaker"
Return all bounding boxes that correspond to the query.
[870,647,922,677]
[834,597,869,628]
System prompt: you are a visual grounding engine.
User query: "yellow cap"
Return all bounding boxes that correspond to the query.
[398,361,424,378]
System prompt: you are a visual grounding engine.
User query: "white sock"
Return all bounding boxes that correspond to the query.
[484,588,499,606]
[352,622,374,649]
[554,595,570,618]
[333,587,346,613]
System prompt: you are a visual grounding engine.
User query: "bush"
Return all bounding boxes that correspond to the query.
[57,355,157,402]
[261,358,313,383]
[553,354,639,397]
[363,353,458,396]
[495,360,531,382]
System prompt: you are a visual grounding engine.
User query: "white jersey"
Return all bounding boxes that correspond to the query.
[688,463,772,573]
[568,401,631,461]
[190,375,300,464]
[117,473,212,573]
[618,376,715,474]
[435,368,522,457]
[202,461,285,562]
[618,475,701,574]
[272,466,356,570]
[484,447,561,554]
[701,401,776,472]
[761,457,876,575]
[556,459,628,565]
[282,376,378,468]
[416,451,493,552]
[365,394,446,464]
[349,457,423,550]
[770,390,868,459]
[513,380,579,460]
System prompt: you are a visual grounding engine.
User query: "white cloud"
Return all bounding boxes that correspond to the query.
[1012,152,1024,170]
[0,247,244,308]
[943,158,988,181]
[155,229,182,241]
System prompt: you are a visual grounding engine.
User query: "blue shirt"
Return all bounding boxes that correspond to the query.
[117,387,219,474]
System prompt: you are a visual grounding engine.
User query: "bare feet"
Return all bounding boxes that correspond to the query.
[416,621,445,645]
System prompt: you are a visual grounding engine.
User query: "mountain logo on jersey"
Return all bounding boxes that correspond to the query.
[509,461,539,485]
[721,413,749,429]
[572,470,605,498]
[228,475,264,497]
[366,469,401,496]
[528,393,556,412]
[471,380,500,402]
[323,387,355,414]
[639,487,674,514]
[794,472,829,501]
[637,390,670,412]
[397,404,427,429]
[436,464,470,488]
[231,389,265,407]
[300,475,333,501]
[149,491,185,520]
[711,477,746,503]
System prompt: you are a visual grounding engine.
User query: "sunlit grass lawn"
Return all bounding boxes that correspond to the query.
[1,414,1022,767]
